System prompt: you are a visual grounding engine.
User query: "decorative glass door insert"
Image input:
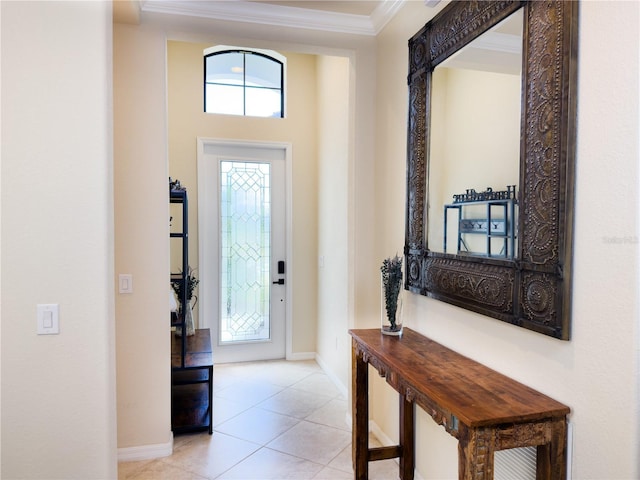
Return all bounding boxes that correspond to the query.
[219,161,272,343]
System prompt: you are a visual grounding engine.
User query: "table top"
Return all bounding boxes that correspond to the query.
[350,328,569,428]
[171,328,213,369]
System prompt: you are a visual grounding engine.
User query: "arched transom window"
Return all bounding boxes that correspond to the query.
[204,46,285,118]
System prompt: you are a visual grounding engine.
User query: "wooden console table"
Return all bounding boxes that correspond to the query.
[350,328,570,480]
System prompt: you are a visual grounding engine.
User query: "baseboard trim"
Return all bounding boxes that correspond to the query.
[314,353,348,399]
[117,435,173,462]
[286,351,316,361]
[368,420,392,445]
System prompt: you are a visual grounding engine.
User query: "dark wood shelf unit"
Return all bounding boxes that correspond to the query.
[170,183,213,435]
[171,328,213,434]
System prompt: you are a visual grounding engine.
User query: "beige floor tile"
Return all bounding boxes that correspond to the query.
[266,420,351,465]
[215,361,268,377]
[122,459,209,480]
[215,406,300,445]
[212,374,241,394]
[273,359,322,372]
[215,379,284,405]
[117,459,153,479]
[119,360,369,479]
[327,443,353,473]
[216,447,324,479]
[258,387,333,418]
[245,361,318,387]
[305,397,350,431]
[172,431,206,450]
[369,458,402,479]
[312,465,354,479]
[163,431,260,479]
[213,395,254,426]
[290,372,342,398]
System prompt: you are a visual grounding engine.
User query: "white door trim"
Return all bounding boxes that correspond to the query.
[197,137,293,361]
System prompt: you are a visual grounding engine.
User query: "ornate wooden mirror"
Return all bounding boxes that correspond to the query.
[405,0,578,339]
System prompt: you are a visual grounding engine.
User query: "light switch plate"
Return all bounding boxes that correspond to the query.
[37,304,59,335]
[119,274,133,294]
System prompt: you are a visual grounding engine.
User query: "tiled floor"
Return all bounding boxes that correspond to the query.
[118,359,399,479]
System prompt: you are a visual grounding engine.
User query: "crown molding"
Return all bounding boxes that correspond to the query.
[371,0,406,34]
[140,0,405,36]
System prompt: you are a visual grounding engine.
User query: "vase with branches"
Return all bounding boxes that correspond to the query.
[172,266,199,336]
[380,254,403,336]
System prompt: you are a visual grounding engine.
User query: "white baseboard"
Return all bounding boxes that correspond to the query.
[286,351,316,361]
[287,352,349,401]
[314,353,349,399]
[117,434,173,462]
[368,419,392,445]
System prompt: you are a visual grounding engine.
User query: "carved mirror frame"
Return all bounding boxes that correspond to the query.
[405,0,578,339]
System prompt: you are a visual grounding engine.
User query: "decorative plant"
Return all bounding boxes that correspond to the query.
[172,266,199,305]
[381,255,403,330]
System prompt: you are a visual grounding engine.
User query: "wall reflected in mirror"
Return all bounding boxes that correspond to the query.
[427,10,523,259]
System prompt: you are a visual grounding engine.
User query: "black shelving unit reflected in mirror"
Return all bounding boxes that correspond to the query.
[444,198,517,259]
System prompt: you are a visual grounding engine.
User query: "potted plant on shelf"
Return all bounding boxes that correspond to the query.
[172,267,199,336]
[380,254,403,336]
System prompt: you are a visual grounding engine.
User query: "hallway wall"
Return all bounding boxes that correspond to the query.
[316,55,351,390]
[1,2,117,477]
[372,2,640,478]
[114,22,173,452]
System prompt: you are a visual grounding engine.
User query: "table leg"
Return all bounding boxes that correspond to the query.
[352,344,369,480]
[536,418,567,479]
[457,425,494,480]
[399,394,415,480]
[207,365,213,435]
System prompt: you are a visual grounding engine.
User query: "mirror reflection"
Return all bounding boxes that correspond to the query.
[427,10,523,259]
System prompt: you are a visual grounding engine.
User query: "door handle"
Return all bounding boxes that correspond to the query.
[272,278,285,285]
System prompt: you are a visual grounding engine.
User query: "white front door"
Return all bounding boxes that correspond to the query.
[198,138,289,363]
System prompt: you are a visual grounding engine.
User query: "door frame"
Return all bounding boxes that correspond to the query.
[197,137,293,361]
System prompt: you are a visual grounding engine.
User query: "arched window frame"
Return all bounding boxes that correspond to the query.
[204,45,286,118]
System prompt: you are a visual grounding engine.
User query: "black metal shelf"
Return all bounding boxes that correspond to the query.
[444,198,517,259]
[170,185,189,367]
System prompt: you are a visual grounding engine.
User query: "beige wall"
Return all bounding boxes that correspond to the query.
[113,23,173,450]
[373,1,639,478]
[167,41,319,356]
[1,1,117,478]
[316,55,351,389]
